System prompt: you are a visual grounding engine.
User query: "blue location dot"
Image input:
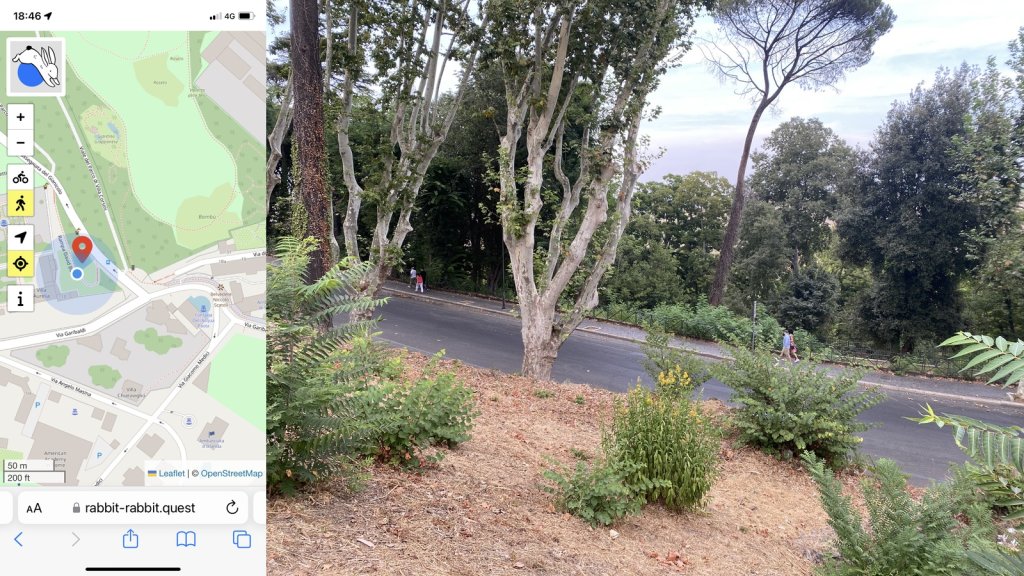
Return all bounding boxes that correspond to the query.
[17,63,44,87]
[71,267,84,280]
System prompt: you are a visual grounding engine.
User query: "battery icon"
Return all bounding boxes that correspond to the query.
[239,11,253,19]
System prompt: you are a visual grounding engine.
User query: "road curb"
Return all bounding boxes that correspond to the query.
[382,287,519,318]
[383,287,1024,410]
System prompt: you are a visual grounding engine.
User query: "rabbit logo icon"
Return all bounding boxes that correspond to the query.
[7,38,65,96]
[12,45,60,87]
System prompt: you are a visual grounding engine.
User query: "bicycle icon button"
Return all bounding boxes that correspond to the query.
[12,171,29,185]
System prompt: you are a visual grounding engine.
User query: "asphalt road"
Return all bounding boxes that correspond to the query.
[373,296,1024,486]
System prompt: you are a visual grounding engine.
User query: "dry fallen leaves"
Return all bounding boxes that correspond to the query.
[268,352,869,576]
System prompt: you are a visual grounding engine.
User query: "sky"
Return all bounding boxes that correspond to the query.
[642,0,1024,183]
[270,0,1024,184]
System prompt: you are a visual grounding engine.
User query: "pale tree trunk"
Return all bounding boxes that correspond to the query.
[334,0,483,310]
[266,74,293,214]
[497,2,664,380]
[321,0,341,263]
[520,300,558,378]
[510,109,644,380]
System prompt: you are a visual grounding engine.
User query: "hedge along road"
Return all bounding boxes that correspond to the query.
[369,291,1024,486]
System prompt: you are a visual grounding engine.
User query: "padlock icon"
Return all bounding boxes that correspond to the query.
[73,502,81,513]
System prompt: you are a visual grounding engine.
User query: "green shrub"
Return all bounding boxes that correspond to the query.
[713,346,883,466]
[543,364,719,524]
[803,453,998,576]
[610,371,719,511]
[650,302,782,350]
[542,454,653,527]
[791,327,831,357]
[363,354,478,469]
[267,237,390,495]
[641,328,712,385]
[914,406,1024,523]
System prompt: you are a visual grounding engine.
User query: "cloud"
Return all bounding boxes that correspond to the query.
[640,1,1024,184]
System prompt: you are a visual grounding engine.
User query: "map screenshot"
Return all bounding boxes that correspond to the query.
[1,3,266,572]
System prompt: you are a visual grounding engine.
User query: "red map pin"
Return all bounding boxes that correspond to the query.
[72,236,93,262]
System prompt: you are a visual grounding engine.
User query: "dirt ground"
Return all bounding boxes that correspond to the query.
[268,353,867,575]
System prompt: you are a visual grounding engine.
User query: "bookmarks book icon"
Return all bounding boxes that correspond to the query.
[175,530,197,547]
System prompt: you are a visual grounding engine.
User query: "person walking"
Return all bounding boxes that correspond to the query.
[415,273,424,293]
[779,329,793,362]
[790,331,800,363]
[409,265,417,289]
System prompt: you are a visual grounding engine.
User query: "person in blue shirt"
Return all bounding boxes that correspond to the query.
[780,329,793,362]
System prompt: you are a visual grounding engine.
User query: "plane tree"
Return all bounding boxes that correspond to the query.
[333,0,487,300]
[487,0,712,379]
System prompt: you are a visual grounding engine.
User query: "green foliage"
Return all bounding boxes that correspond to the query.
[650,301,781,350]
[803,453,998,576]
[938,331,1024,390]
[623,172,732,303]
[773,267,840,337]
[914,405,1024,522]
[609,375,720,511]
[542,454,650,527]
[727,199,790,307]
[963,232,1024,339]
[967,547,1024,576]
[713,346,883,466]
[751,118,857,265]
[600,234,685,309]
[363,354,479,469]
[267,237,389,495]
[543,360,719,523]
[837,62,1022,351]
[641,328,712,385]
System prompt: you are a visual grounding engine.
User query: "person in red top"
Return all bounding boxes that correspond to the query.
[415,273,424,293]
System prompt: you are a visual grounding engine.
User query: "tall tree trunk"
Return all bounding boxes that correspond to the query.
[709,101,769,306]
[1006,297,1016,336]
[266,74,293,214]
[291,0,334,280]
[520,300,558,379]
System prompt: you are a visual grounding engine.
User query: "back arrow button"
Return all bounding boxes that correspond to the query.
[14,531,23,547]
